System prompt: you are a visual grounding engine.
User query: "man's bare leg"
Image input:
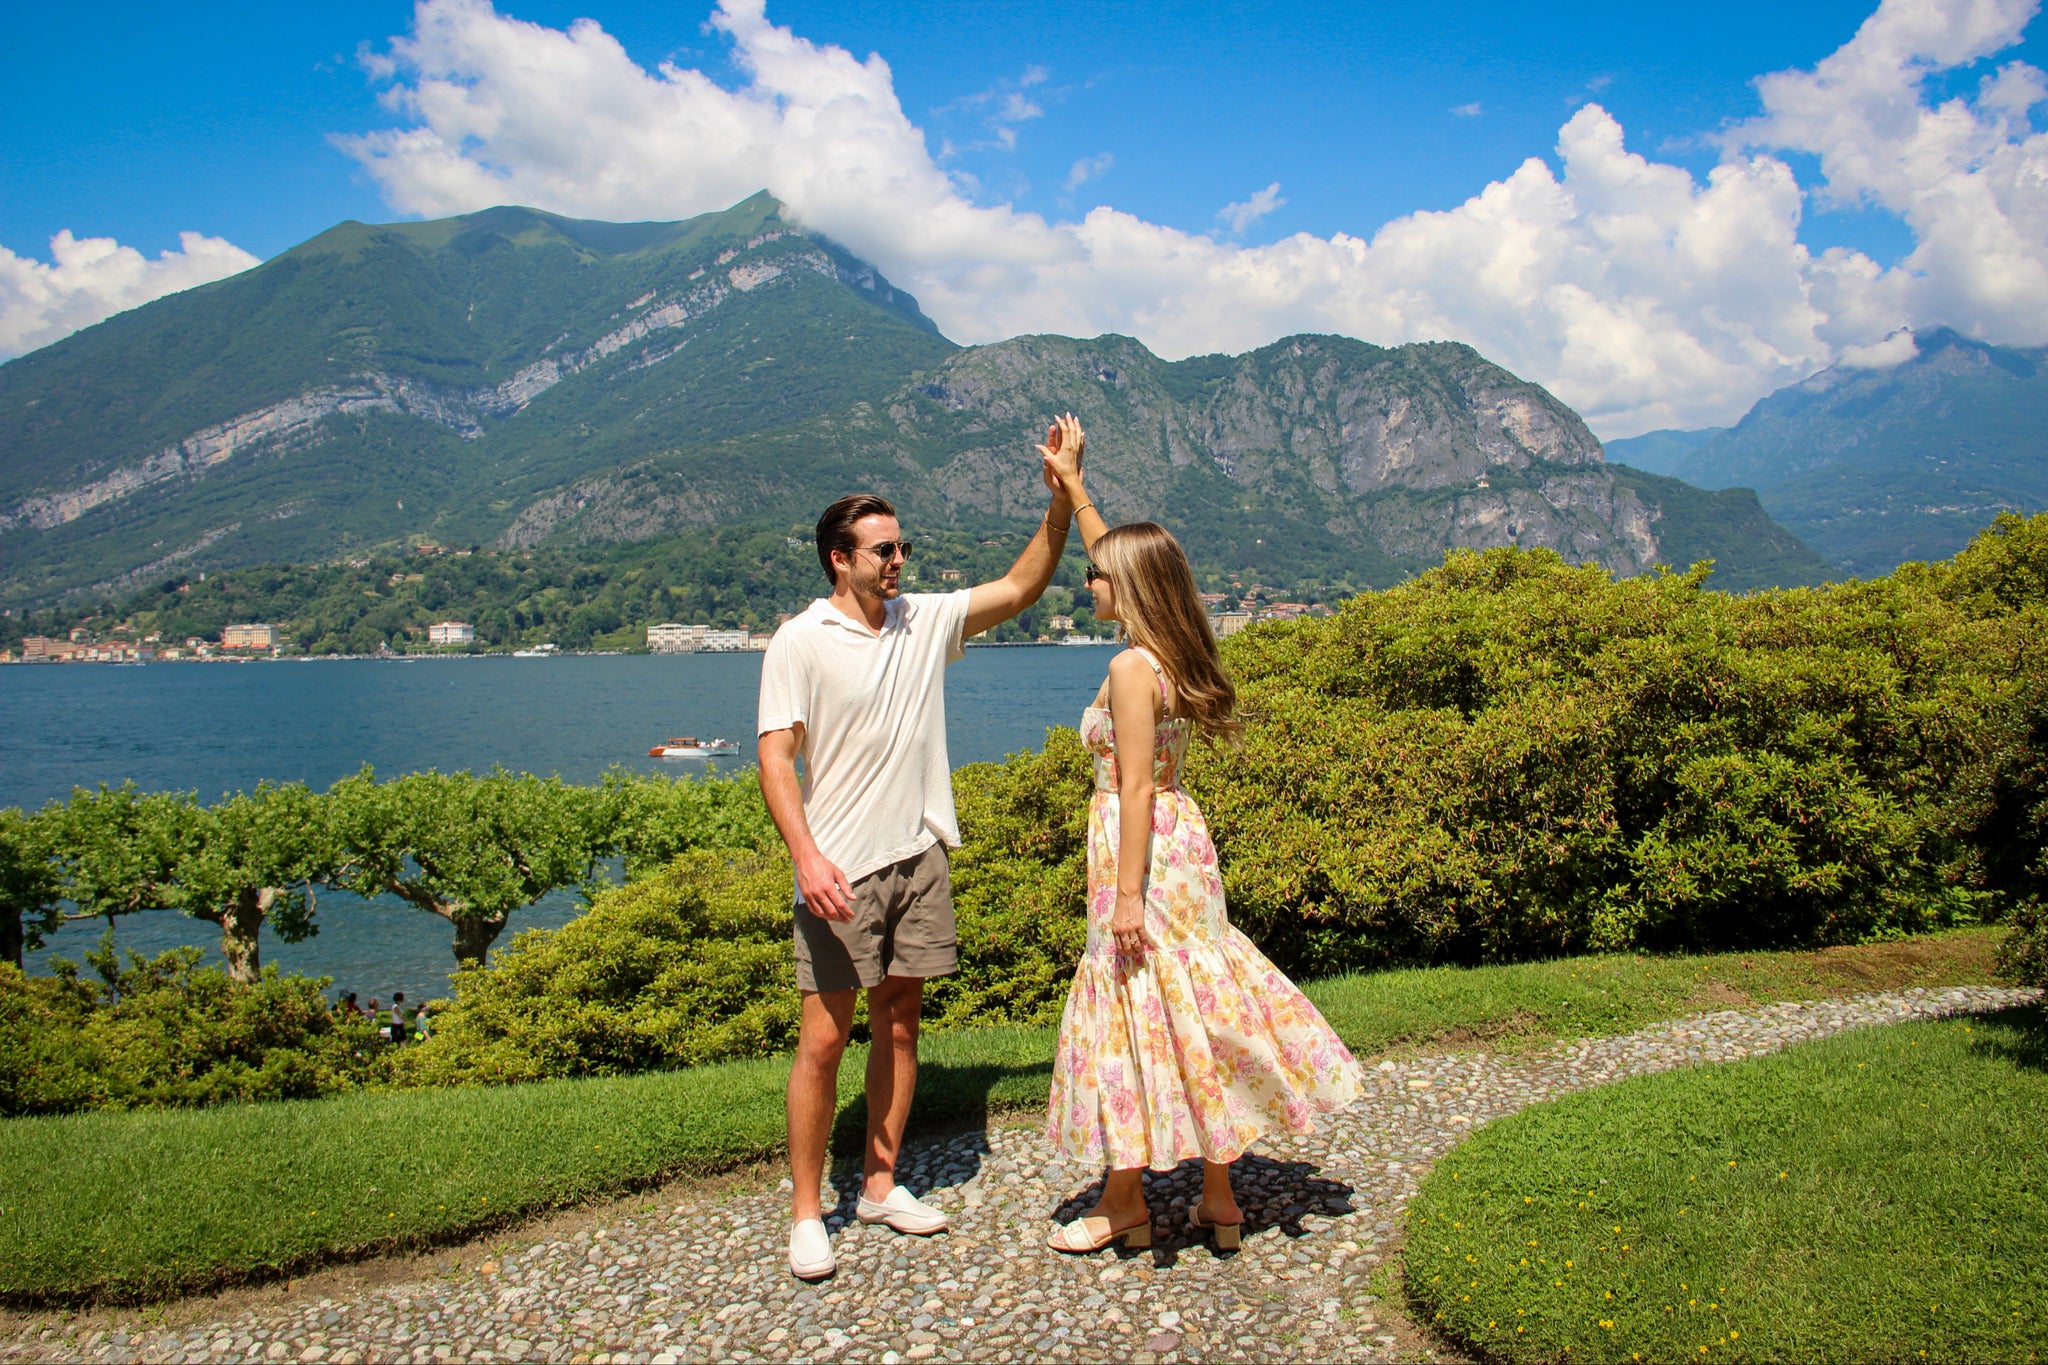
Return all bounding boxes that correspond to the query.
[789,988,857,1222]
[861,975,924,1201]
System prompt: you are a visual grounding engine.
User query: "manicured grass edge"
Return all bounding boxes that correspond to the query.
[1399,1004,2047,1365]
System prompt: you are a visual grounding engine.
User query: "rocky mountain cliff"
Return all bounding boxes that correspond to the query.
[0,196,1826,604]
[506,331,1824,591]
[1660,328,2048,574]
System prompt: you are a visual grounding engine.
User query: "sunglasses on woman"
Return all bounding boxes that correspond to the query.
[1084,564,1109,585]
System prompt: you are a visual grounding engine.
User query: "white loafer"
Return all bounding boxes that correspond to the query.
[856,1185,950,1235]
[789,1217,835,1278]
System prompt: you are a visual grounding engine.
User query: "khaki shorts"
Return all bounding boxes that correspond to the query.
[794,842,958,993]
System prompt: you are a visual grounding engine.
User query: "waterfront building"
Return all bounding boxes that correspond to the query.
[428,621,475,646]
[647,623,706,654]
[939,568,965,583]
[1214,611,1254,639]
[700,627,752,652]
[20,635,54,661]
[222,623,278,650]
[1048,614,1075,633]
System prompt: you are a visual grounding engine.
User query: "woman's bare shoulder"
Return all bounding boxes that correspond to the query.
[1106,647,1153,680]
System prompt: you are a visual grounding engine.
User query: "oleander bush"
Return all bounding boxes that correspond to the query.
[0,934,382,1116]
[390,848,801,1084]
[1194,517,2048,978]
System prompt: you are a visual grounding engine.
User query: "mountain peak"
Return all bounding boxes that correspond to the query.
[290,193,795,264]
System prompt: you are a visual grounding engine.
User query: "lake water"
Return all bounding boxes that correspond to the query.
[0,646,1116,999]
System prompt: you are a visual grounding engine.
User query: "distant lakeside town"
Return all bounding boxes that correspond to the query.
[4,599,1323,665]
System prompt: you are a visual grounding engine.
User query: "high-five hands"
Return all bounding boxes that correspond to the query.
[1038,412,1086,493]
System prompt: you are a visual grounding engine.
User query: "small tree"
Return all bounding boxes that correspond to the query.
[44,783,184,934]
[0,807,63,971]
[156,782,338,984]
[329,768,608,966]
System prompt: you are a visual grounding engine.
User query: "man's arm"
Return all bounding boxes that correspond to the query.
[963,504,1072,639]
[757,724,855,922]
[964,414,1087,638]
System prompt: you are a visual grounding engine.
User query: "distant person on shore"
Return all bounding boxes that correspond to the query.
[338,990,363,1019]
[365,998,383,1040]
[388,991,410,1043]
[1036,472,1363,1255]
[413,1002,433,1041]
[761,418,1088,1279]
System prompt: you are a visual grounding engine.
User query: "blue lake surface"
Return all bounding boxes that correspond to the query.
[0,646,1116,1000]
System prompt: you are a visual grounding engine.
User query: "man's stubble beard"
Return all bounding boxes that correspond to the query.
[854,559,901,605]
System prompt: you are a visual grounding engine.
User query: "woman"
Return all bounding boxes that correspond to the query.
[1038,416,1363,1254]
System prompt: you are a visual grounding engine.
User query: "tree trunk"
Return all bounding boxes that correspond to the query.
[2,909,22,973]
[450,912,510,967]
[219,888,272,985]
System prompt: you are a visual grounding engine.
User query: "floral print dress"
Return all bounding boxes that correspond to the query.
[1047,648,1363,1170]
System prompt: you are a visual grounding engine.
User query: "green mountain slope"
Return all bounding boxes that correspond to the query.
[0,198,1829,606]
[0,196,954,604]
[507,331,1831,593]
[1668,329,2048,574]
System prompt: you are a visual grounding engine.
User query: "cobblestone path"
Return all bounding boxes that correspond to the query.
[7,986,2032,1365]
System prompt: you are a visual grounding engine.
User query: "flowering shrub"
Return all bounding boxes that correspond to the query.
[0,934,382,1115]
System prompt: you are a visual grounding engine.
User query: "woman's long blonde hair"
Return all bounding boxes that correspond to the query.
[1093,522,1243,745]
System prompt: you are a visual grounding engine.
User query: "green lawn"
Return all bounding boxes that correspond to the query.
[0,930,2001,1304]
[1406,1006,2047,1364]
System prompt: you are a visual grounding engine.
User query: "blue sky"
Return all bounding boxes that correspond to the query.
[4,0,2046,433]
[3,0,1977,262]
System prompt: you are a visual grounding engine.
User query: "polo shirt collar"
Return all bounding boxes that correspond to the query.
[809,595,907,634]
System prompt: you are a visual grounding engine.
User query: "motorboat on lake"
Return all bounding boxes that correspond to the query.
[648,736,742,758]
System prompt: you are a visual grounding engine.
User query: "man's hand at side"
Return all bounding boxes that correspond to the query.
[759,724,856,921]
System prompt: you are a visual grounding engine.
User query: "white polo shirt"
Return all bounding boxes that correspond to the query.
[756,590,973,888]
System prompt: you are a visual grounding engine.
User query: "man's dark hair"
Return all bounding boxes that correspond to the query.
[815,494,897,585]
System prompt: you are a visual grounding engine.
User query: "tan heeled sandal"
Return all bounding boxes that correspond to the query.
[1048,1215,1154,1254]
[1189,1207,1243,1250]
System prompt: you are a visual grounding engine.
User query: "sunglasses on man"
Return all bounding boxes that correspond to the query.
[856,540,914,562]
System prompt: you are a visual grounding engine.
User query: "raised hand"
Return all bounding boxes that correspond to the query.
[1037,412,1086,491]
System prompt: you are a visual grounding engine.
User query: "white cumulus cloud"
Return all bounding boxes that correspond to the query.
[0,230,259,362]
[7,0,2001,439]
[1064,152,1114,193]
[1838,328,1921,368]
[1731,0,2048,347]
[1217,182,1287,235]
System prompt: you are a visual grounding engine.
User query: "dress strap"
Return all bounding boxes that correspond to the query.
[1127,646,1170,706]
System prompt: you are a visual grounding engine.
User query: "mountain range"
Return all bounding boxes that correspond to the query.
[0,195,1830,606]
[1605,329,2048,575]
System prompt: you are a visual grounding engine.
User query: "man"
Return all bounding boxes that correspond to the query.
[759,417,1085,1278]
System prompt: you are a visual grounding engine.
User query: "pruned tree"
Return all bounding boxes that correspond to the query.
[43,783,184,930]
[598,766,777,884]
[155,782,338,984]
[329,767,609,966]
[0,806,63,972]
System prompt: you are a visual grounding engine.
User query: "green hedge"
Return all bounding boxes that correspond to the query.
[0,937,382,1115]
